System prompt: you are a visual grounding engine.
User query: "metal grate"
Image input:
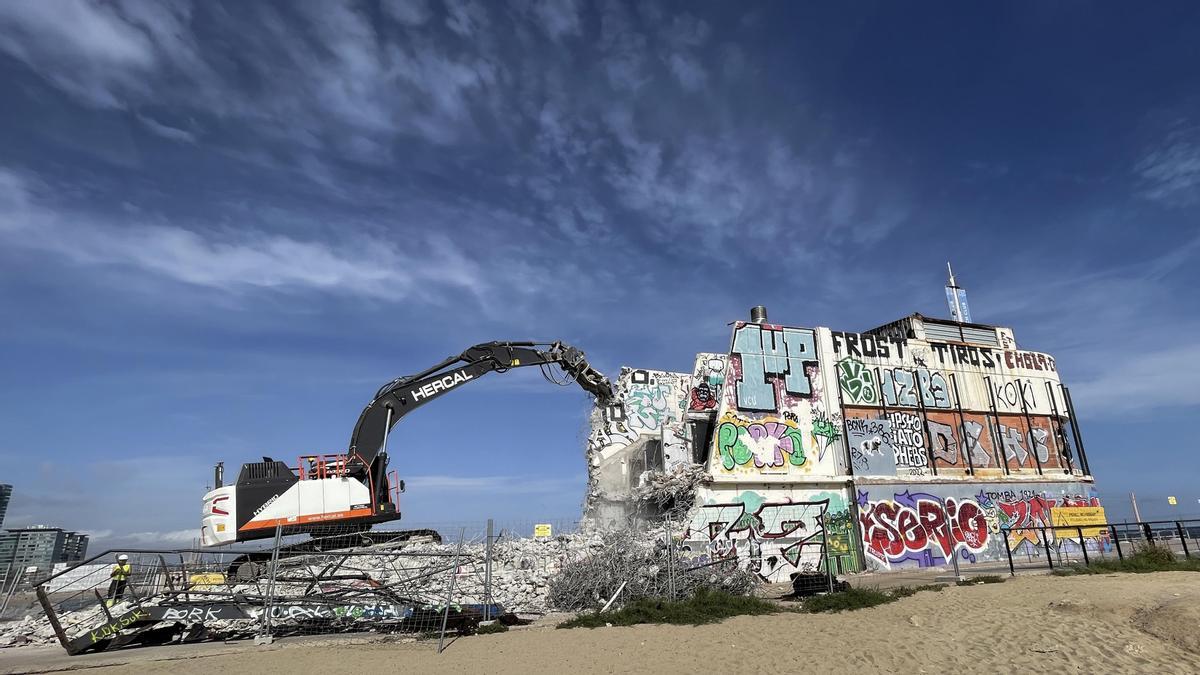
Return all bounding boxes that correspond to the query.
[923,322,1000,347]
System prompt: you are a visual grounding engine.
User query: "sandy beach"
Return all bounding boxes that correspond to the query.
[20,572,1188,675]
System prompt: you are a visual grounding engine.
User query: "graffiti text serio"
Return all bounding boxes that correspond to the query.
[859,494,988,566]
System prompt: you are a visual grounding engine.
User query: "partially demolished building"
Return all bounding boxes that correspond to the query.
[586,309,1100,581]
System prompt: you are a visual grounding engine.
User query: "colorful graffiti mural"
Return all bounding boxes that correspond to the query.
[858,490,989,567]
[688,353,727,412]
[587,367,694,516]
[623,369,678,433]
[588,317,1098,578]
[711,323,836,479]
[858,483,1108,570]
[682,488,857,581]
[716,413,806,471]
[731,323,818,410]
[845,410,931,476]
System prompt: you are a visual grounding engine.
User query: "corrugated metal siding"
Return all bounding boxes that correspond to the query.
[923,322,963,343]
[961,326,1000,346]
[922,322,1000,347]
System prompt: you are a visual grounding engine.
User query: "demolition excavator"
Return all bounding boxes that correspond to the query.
[200,341,613,548]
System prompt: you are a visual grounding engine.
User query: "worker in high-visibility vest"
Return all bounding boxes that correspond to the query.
[107,554,132,606]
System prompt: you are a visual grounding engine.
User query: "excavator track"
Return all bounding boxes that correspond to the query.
[228,529,443,580]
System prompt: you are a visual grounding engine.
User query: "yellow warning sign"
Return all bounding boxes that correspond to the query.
[1168,496,1178,505]
[188,573,226,588]
[1051,507,1107,538]
[533,523,552,538]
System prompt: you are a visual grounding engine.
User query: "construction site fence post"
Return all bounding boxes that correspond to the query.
[484,518,494,621]
[1142,522,1153,543]
[1077,527,1089,566]
[437,527,466,655]
[36,583,72,654]
[820,513,833,593]
[1040,527,1053,570]
[259,524,284,643]
[1,562,12,604]
[0,565,19,617]
[665,515,676,601]
[1002,528,1015,577]
[1110,525,1123,561]
[1176,522,1191,558]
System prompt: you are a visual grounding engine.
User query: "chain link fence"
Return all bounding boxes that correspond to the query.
[13,516,592,654]
[16,513,766,654]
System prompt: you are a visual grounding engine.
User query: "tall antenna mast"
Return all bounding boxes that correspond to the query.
[945,262,972,323]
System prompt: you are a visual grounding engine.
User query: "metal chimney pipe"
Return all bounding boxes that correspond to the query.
[214,462,224,489]
[750,306,769,324]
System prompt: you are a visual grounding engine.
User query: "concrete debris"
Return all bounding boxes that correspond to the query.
[546,527,758,611]
[2,522,760,652]
[0,530,602,650]
[630,465,707,516]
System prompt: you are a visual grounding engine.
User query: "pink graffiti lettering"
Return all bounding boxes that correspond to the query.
[860,497,988,565]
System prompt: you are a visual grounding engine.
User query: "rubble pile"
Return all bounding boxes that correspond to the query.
[332,529,608,613]
[0,530,607,649]
[1,613,63,647]
[546,526,758,611]
[1,523,757,651]
[631,464,707,516]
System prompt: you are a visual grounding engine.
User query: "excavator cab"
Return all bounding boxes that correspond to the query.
[201,454,401,547]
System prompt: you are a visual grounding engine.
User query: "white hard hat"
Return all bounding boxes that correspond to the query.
[117,554,129,561]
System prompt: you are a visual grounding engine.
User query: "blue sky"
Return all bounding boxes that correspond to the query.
[1,1,1198,548]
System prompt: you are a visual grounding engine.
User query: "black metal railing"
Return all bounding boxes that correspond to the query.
[1000,518,1199,575]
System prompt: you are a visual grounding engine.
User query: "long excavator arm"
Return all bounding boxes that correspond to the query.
[201,341,612,546]
[348,341,613,473]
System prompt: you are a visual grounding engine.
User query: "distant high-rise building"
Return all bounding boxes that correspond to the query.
[0,484,10,529]
[61,532,90,564]
[0,525,90,578]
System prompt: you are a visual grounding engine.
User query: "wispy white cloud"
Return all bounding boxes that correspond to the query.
[136,114,196,143]
[0,0,910,261]
[598,0,650,91]
[524,0,584,41]
[119,529,199,545]
[1135,120,1200,207]
[665,52,706,91]
[382,0,433,26]
[964,241,1200,420]
[443,0,488,37]
[1069,343,1200,416]
[0,0,208,109]
[0,167,484,302]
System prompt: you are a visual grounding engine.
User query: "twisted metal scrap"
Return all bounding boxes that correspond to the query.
[630,465,707,517]
[546,524,758,611]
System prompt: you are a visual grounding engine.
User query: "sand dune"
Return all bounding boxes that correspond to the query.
[80,572,1200,674]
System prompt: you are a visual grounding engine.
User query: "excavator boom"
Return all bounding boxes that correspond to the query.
[200,341,611,546]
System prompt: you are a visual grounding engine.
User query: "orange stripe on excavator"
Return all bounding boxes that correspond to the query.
[239,508,375,531]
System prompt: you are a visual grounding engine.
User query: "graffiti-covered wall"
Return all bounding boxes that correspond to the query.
[829,330,1084,477]
[681,486,858,582]
[585,312,1101,580]
[709,323,842,481]
[586,367,691,521]
[857,482,1106,570]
